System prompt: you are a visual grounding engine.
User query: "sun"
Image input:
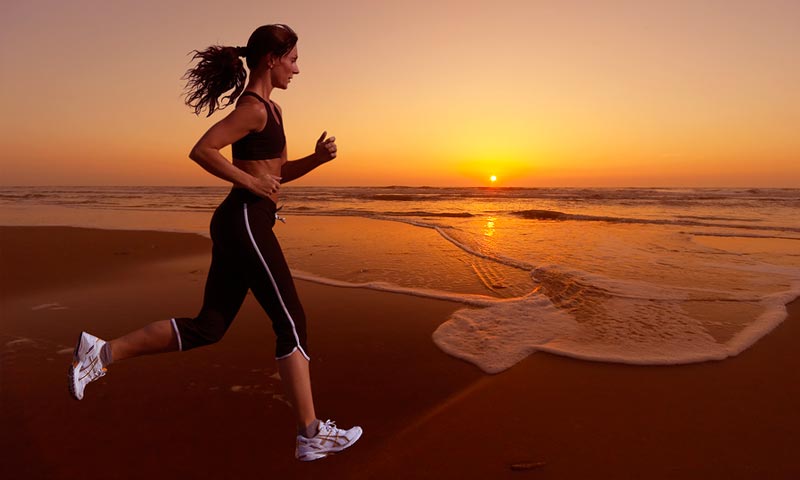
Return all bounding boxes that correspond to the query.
[490,175,497,183]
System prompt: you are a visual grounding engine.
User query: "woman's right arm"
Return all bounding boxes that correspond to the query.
[188,104,279,196]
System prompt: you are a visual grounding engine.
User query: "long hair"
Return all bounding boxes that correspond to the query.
[182,24,298,117]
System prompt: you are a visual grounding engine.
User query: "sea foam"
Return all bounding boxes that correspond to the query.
[431,282,799,373]
[432,293,579,374]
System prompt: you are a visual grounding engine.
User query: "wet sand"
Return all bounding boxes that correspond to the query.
[1,226,798,479]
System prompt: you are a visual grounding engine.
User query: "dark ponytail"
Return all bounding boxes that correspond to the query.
[182,46,246,117]
[182,24,298,117]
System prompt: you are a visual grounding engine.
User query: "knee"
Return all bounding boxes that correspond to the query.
[194,312,228,346]
[175,311,230,349]
[194,326,226,347]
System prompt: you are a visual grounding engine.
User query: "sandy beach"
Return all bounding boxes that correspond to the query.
[1,226,798,479]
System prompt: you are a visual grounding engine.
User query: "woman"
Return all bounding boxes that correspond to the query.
[67,24,362,462]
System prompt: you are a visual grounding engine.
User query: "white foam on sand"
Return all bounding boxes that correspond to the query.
[293,261,800,374]
[432,293,579,374]
[291,269,500,307]
[431,280,800,374]
[283,214,800,374]
[725,281,800,356]
[425,230,800,373]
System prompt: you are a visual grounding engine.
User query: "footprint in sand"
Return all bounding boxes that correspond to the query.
[4,336,67,352]
[272,393,292,408]
[5,338,36,349]
[229,384,277,396]
[2,336,72,368]
[2,335,72,359]
[30,302,69,311]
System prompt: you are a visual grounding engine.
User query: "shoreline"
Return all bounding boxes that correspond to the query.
[2,226,798,479]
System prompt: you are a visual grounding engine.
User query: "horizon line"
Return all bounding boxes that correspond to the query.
[1,184,797,190]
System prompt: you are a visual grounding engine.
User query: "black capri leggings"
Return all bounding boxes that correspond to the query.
[171,188,309,360]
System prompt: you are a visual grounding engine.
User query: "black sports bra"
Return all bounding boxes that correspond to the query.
[231,91,286,160]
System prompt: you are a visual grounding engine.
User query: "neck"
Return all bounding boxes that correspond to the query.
[245,70,274,100]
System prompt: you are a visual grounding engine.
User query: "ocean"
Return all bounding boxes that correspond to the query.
[2,186,799,373]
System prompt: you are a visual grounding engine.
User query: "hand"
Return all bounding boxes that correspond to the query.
[315,131,337,163]
[248,174,282,198]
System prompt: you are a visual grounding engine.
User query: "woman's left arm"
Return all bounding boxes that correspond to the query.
[280,131,337,184]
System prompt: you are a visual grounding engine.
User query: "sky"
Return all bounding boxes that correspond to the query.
[1,0,798,187]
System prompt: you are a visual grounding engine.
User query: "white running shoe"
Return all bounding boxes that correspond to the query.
[68,331,108,400]
[295,419,363,461]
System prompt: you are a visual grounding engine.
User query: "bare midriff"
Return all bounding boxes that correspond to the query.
[233,157,283,204]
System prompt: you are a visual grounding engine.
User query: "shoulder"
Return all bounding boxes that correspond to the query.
[232,97,268,131]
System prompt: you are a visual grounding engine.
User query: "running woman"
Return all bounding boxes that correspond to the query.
[67,24,362,462]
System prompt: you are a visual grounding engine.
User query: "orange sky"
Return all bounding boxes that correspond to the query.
[1,0,798,187]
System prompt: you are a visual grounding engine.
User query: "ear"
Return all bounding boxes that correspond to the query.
[258,53,277,70]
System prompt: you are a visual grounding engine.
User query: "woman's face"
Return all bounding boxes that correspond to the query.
[270,45,299,90]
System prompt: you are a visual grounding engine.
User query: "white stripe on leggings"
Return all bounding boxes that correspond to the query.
[170,318,183,351]
[243,203,310,361]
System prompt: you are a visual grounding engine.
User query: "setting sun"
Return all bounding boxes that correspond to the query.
[490,175,497,183]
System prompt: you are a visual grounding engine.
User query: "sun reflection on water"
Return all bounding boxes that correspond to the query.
[483,216,496,237]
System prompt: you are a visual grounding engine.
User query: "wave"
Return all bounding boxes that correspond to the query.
[300,186,800,206]
[513,209,572,220]
[366,194,419,201]
[381,211,474,218]
[292,265,800,374]
[0,193,49,200]
[183,205,216,210]
[432,274,800,373]
[290,269,499,307]
[686,231,800,241]
[282,210,475,229]
[513,209,800,233]
[675,215,761,223]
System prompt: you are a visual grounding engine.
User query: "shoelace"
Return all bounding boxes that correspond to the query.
[311,419,348,447]
[318,419,338,434]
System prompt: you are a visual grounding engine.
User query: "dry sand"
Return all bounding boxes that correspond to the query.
[1,226,798,479]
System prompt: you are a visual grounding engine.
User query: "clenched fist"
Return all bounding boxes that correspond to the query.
[315,131,337,163]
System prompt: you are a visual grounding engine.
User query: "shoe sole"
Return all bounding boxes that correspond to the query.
[297,428,363,462]
[67,364,80,400]
[67,332,85,401]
